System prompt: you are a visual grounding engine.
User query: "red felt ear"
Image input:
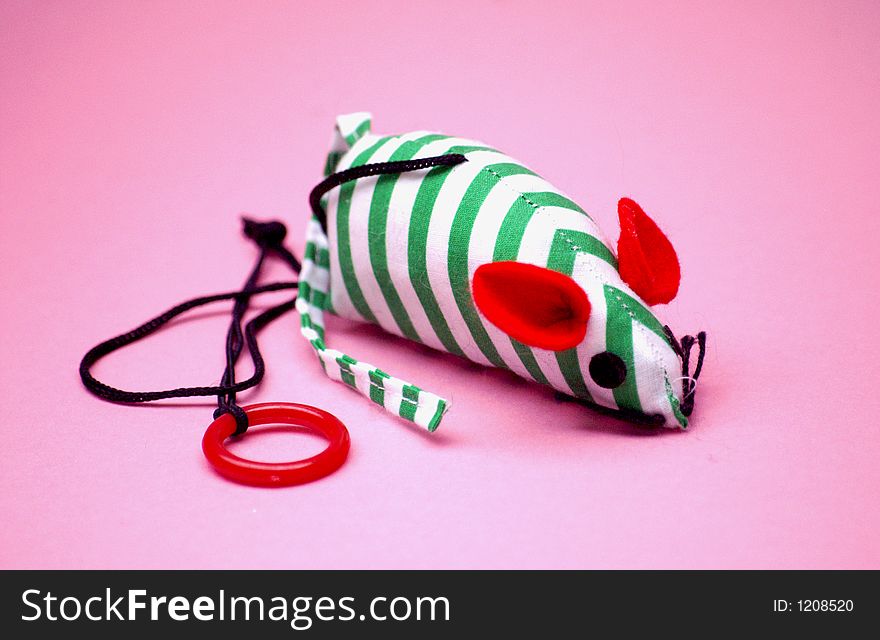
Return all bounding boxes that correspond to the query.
[617,197,681,305]
[472,262,590,351]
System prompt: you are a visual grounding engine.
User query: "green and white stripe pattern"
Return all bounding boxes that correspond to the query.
[297,215,450,432]
[299,113,688,430]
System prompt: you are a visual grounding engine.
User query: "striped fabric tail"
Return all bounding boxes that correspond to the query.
[297,216,451,432]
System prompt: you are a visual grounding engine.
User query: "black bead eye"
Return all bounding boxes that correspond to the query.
[589,352,627,388]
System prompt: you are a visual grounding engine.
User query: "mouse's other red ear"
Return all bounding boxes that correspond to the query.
[472,262,590,351]
[617,197,681,305]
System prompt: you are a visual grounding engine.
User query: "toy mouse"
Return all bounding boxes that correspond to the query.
[297,112,706,432]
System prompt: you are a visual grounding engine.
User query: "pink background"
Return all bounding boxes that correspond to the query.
[2,1,879,569]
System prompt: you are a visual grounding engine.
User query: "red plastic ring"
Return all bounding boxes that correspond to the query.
[202,403,350,487]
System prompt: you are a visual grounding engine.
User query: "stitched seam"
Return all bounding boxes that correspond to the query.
[477,164,597,228]
[535,177,671,417]
[478,165,573,386]
[477,161,629,404]
[479,165,551,222]
[556,229,617,261]
[554,226,673,418]
[477,165,609,265]
[563,245,615,398]
[606,290,675,419]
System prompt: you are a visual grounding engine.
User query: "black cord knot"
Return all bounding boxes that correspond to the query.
[243,218,287,248]
[214,403,249,437]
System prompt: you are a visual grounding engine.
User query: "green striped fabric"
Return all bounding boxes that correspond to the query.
[298,216,449,432]
[299,113,689,430]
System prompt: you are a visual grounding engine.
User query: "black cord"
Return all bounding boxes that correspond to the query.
[309,153,467,232]
[82,155,469,436]
[79,218,301,436]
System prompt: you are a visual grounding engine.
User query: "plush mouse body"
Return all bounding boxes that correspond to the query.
[297,113,702,431]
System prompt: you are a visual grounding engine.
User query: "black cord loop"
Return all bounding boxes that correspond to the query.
[309,153,468,233]
[80,281,298,402]
[81,155,470,437]
[79,218,300,436]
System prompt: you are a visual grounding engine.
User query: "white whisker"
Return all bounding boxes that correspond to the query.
[670,376,698,398]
